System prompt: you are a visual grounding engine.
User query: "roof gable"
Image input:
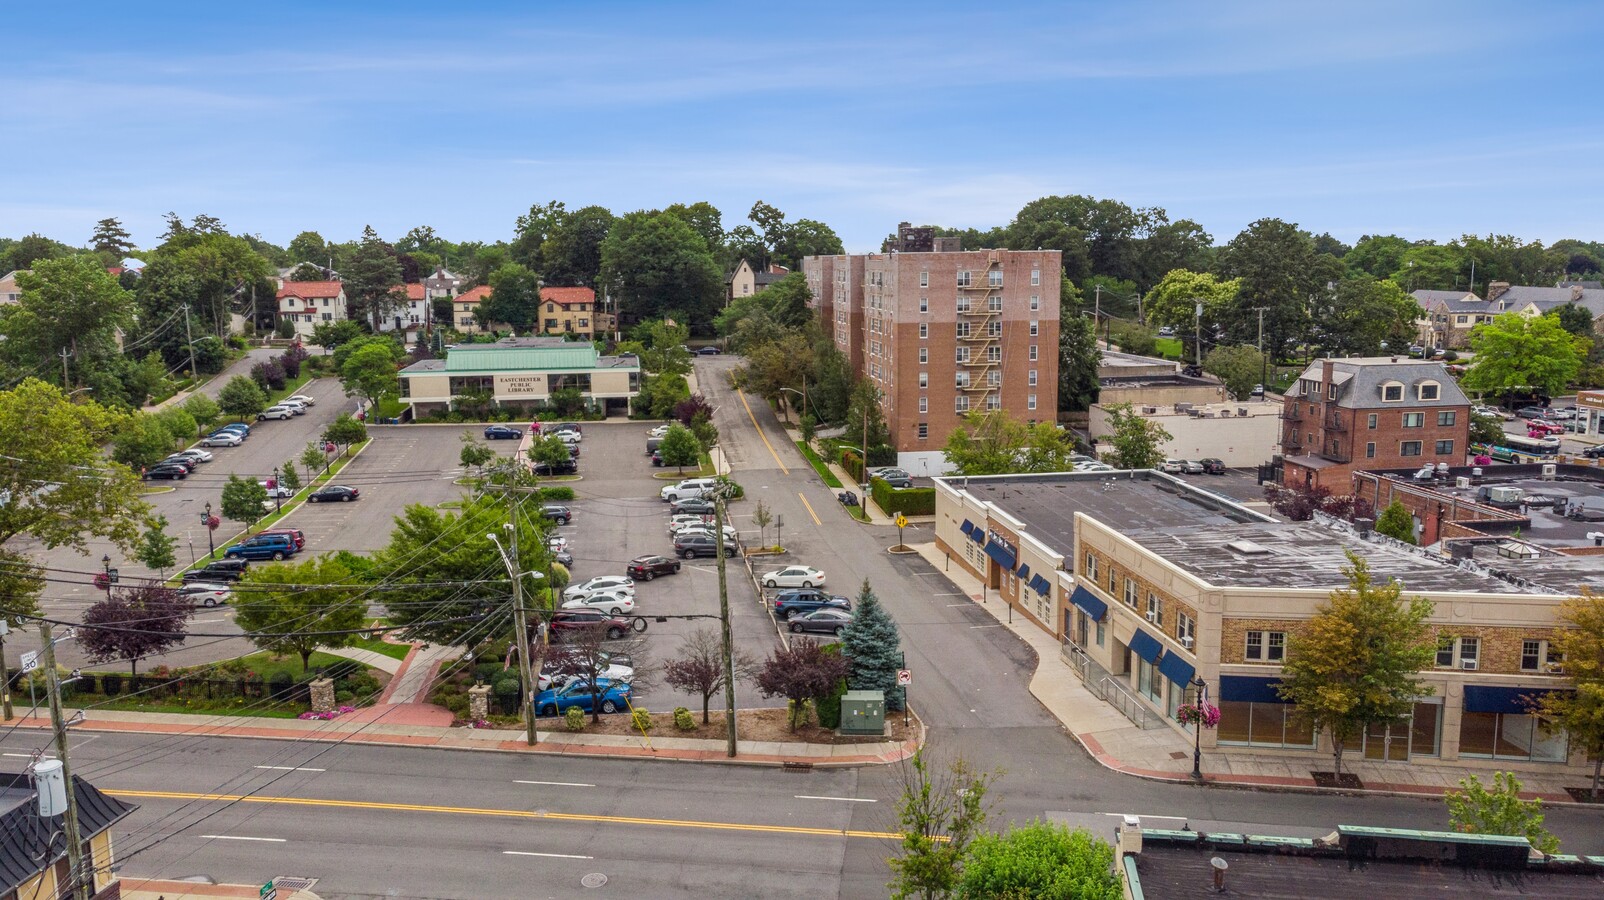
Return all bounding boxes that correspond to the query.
[540,286,595,306]
[276,280,344,299]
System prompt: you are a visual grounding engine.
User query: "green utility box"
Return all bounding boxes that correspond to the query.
[840,690,886,735]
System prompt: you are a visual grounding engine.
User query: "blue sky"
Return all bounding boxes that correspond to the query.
[6,1,1603,253]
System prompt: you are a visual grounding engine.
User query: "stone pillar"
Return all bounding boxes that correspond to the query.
[309,677,336,712]
[468,683,492,721]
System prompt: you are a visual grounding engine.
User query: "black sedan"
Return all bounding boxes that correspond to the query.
[669,497,715,515]
[142,464,190,480]
[308,485,360,502]
[1198,458,1227,474]
[484,425,523,440]
[788,608,854,636]
[1583,445,1604,459]
[627,555,682,580]
[696,346,722,356]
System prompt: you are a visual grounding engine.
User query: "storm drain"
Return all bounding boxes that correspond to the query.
[581,873,609,888]
[272,876,319,893]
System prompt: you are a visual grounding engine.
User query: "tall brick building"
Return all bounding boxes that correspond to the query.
[803,226,1060,474]
[1280,357,1470,492]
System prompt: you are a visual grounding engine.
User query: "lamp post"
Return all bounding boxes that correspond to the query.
[1190,676,1207,780]
[203,502,216,559]
[100,555,112,597]
[271,466,283,513]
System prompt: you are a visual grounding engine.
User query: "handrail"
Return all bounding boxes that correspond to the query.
[1099,676,1148,728]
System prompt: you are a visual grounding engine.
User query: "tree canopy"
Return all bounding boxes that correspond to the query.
[1101,402,1170,469]
[599,211,724,329]
[478,262,544,333]
[235,554,368,671]
[943,411,1077,476]
[1461,312,1588,401]
[79,582,193,675]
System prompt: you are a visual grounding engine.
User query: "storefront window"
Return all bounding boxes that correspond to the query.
[1218,701,1316,748]
[1136,659,1160,703]
[1460,713,1568,762]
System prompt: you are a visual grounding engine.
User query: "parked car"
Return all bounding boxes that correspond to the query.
[1076,461,1115,472]
[669,497,716,515]
[1198,458,1227,475]
[553,547,574,567]
[1583,445,1604,459]
[1159,459,1185,474]
[1551,407,1577,420]
[788,607,854,636]
[772,588,851,620]
[217,423,251,437]
[554,429,582,444]
[673,525,738,545]
[257,406,293,421]
[650,450,665,467]
[200,431,243,448]
[547,535,570,553]
[142,464,190,480]
[287,394,317,407]
[870,469,913,488]
[660,478,718,502]
[647,424,672,439]
[279,400,308,415]
[157,456,198,472]
[260,481,295,498]
[308,485,360,502]
[1157,326,1175,337]
[1529,421,1565,437]
[532,459,579,476]
[563,575,635,601]
[561,590,636,616]
[696,346,722,355]
[1180,460,1206,475]
[533,678,632,716]
[762,566,826,589]
[224,534,298,561]
[627,555,681,580]
[257,527,305,550]
[176,448,213,463]
[549,609,631,641]
[537,654,633,692]
[484,425,523,440]
[674,533,736,559]
[1250,384,1265,397]
[667,514,713,533]
[177,582,231,608]
[542,504,573,524]
[552,422,582,435]
[1517,406,1551,420]
[181,560,249,583]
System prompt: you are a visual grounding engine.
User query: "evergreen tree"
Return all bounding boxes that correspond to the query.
[91,217,137,260]
[841,579,905,710]
[1375,499,1417,544]
[343,225,405,330]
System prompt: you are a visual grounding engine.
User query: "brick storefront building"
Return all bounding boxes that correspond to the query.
[1280,357,1470,493]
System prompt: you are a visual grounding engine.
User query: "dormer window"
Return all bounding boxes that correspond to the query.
[1418,381,1440,401]
[1381,382,1404,402]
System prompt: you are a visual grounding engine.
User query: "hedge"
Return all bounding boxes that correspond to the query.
[539,486,576,501]
[840,449,864,484]
[871,477,936,517]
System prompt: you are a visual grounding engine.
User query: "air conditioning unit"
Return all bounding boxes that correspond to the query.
[1456,477,1470,488]
[1541,464,1557,480]
[1461,659,1479,671]
[1145,610,1159,623]
[1181,636,1195,649]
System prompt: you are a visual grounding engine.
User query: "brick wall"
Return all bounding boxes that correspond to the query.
[1219,617,1303,665]
[1082,546,1197,647]
[1431,625,1558,675]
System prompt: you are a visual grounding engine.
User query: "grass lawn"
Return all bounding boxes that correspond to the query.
[1154,337,1184,360]
[797,441,844,488]
[234,649,361,680]
[348,636,413,662]
[375,396,407,419]
[85,699,305,719]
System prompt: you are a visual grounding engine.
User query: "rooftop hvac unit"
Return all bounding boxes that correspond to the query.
[1487,486,1523,503]
[1541,464,1557,480]
[1456,477,1470,488]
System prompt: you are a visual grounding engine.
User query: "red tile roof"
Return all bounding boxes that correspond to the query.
[405,283,426,301]
[277,281,343,299]
[456,285,491,304]
[540,286,595,306]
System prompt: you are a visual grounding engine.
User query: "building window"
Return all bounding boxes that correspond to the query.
[1027,394,1037,410]
[1029,321,1039,336]
[957,296,970,313]
[988,320,1002,337]
[1029,345,1038,361]
[1438,410,1456,426]
[1436,636,1479,669]
[988,270,1003,287]
[1521,640,1561,672]
[1419,382,1440,400]
[985,395,1001,411]
[956,322,971,338]
[919,397,928,413]
[988,371,1001,387]
[1456,315,1469,325]
[955,396,969,412]
[1382,382,1404,401]
[988,295,1003,312]
[920,322,928,339]
[918,422,928,439]
[1031,270,1041,286]
[956,372,970,388]
[957,271,971,287]
[919,348,928,364]
[956,347,970,363]
[1435,440,1455,456]
[1146,592,1163,626]
[920,271,929,288]
[1084,552,1098,582]
[1218,702,1316,748]
[1030,294,1040,310]
[1403,413,1424,428]
[1028,369,1038,386]
[1177,613,1196,646]
[1368,413,1378,429]
[919,371,928,388]
[920,297,928,313]
[1366,442,1377,458]
[1400,440,1423,456]
[1137,658,1161,703]
[1123,578,1138,608]
[987,346,1001,362]
[1459,712,1567,761]
[1244,630,1286,662]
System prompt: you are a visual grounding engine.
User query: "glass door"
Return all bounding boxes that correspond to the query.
[1363,717,1411,761]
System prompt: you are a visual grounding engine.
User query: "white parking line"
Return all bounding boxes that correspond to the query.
[254,765,326,772]
[795,795,876,803]
[504,851,594,859]
[970,624,1004,629]
[514,780,595,788]
[200,835,286,843]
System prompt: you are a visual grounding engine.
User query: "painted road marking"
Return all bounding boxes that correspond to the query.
[970,624,1004,629]
[505,851,594,860]
[735,387,790,474]
[3,752,39,758]
[254,766,326,772]
[108,789,908,841]
[515,780,595,788]
[199,835,286,843]
[795,795,876,803]
[946,603,971,607]
[797,492,821,526]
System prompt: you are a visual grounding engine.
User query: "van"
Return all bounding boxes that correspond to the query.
[660,477,717,502]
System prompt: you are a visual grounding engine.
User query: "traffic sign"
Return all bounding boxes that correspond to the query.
[896,669,912,686]
[894,514,908,529]
[261,881,277,900]
[19,651,38,674]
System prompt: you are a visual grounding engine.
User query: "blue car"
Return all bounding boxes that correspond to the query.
[223,534,298,561]
[533,678,632,716]
[484,425,523,440]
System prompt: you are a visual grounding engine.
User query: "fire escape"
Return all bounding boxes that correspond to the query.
[956,257,1003,411]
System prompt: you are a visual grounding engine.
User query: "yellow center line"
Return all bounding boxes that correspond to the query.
[106,789,902,841]
[735,387,790,474]
[797,492,822,526]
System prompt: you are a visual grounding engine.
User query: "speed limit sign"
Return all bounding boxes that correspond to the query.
[896,669,912,686]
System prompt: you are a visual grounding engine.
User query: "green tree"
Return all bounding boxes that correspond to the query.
[958,821,1121,900]
[1203,344,1266,401]
[1277,552,1436,777]
[1142,268,1241,358]
[1445,772,1558,854]
[527,433,573,470]
[1390,243,1465,291]
[113,412,178,468]
[0,233,71,272]
[658,424,701,473]
[331,333,405,371]
[339,342,400,415]
[181,392,221,435]
[1101,402,1170,470]
[1374,499,1417,544]
[1107,320,1156,356]
[1317,275,1421,357]
[845,380,891,463]
[220,474,269,528]
[90,217,137,261]
[278,461,302,495]
[1469,412,1504,447]
[540,205,614,287]
[1531,592,1604,798]
[153,406,198,447]
[1346,235,1413,279]
[217,376,268,420]
[1217,218,1343,354]
[841,580,904,710]
[599,211,725,329]
[3,255,135,389]
[1058,312,1100,413]
[135,228,274,351]
[310,319,365,354]
[509,200,566,272]
[287,230,329,264]
[477,262,544,333]
[943,411,1076,476]
[1461,312,1587,403]
[887,750,995,900]
[323,414,368,455]
[741,330,816,419]
[235,554,368,672]
[134,515,178,576]
[343,225,405,330]
[0,380,148,551]
[1546,304,1602,362]
[301,441,329,480]
[459,435,495,478]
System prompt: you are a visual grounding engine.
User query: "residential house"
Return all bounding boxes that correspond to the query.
[451,285,493,333]
[726,258,789,303]
[423,267,463,300]
[275,281,347,339]
[1412,281,1604,348]
[374,283,428,336]
[536,286,605,337]
[0,270,22,305]
[1411,289,1486,348]
[1,768,137,900]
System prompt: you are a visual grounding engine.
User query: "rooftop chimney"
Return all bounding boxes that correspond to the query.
[1487,281,1511,303]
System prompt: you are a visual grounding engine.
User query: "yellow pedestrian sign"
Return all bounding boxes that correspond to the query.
[894,514,908,529]
[893,513,908,551]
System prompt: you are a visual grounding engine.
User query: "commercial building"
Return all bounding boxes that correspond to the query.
[398,336,639,416]
[1,769,136,900]
[1281,357,1470,493]
[1088,401,1282,467]
[802,225,1061,474]
[935,470,1597,777]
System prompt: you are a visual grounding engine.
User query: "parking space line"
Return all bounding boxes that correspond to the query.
[735,387,789,474]
[797,492,821,526]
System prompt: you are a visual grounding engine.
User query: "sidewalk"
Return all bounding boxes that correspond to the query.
[905,541,1596,805]
[120,878,322,900]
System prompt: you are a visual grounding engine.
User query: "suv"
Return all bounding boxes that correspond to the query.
[548,609,631,641]
[532,459,578,476]
[673,533,736,559]
[142,463,190,480]
[181,559,249,583]
[257,406,293,421]
[223,533,298,561]
[870,468,913,489]
[771,589,851,620]
[257,527,305,550]
[542,505,573,525]
[660,478,717,502]
[627,555,681,580]
[1198,458,1226,475]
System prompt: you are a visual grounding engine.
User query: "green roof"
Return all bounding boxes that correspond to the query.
[445,345,601,373]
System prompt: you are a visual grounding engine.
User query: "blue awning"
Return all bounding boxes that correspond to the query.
[1128,628,1162,664]
[1158,652,1196,687]
[1220,675,1287,704]
[1016,563,1031,580]
[984,541,1016,571]
[971,528,985,544]
[1463,685,1563,715]
[960,519,974,536]
[1029,574,1051,596]
[1069,586,1106,621]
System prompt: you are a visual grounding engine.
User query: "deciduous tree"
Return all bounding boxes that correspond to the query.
[79,582,193,675]
[1203,344,1266,402]
[1101,402,1170,470]
[1375,499,1417,544]
[339,342,400,416]
[958,821,1121,900]
[598,211,725,329]
[323,414,368,455]
[236,554,367,672]
[459,435,495,478]
[1058,312,1100,413]
[220,474,269,528]
[658,424,701,473]
[1461,312,1587,403]
[477,262,543,333]
[217,376,268,420]
[133,515,178,576]
[181,392,221,435]
[943,411,1077,476]
[1531,591,1604,799]
[1445,772,1558,854]
[663,627,757,724]
[887,750,994,900]
[756,637,851,731]
[113,412,178,469]
[540,205,614,287]
[527,433,573,470]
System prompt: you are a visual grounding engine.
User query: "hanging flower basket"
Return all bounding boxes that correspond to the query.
[1176,702,1221,728]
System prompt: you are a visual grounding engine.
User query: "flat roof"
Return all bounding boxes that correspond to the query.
[1100,350,1176,370]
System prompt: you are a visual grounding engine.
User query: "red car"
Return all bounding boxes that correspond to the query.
[1528,421,1564,437]
[257,527,305,550]
[626,555,681,580]
[547,609,630,641]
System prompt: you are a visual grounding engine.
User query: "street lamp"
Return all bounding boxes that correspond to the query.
[203,502,216,559]
[100,555,112,596]
[271,466,282,513]
[1190,676,1208,780]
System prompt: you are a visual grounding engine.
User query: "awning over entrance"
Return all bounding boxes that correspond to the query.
[1463,685,1564,715]
[1219,675,1288,704]
[1069,586,1107,621]
[1158,652,1196,687]
[971,528,984,544]
[983,540,1016,571]
[1128,628,1162,664]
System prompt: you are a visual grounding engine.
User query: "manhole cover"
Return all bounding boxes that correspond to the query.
[581,873,609,888]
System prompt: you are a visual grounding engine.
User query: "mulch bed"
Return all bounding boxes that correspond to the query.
[1311,771,1364,789]
[1563,787,1604,803]
[521,707,917,744]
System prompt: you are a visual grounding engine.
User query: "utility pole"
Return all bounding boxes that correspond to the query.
[714,491,737,758]
[1194,301,1203,368]
[0,619,11,720]
[1254,306,1269,401]
[59,347,71,387]
[509,495,537,747]
[182,303,197,380]
[42,622,91,900]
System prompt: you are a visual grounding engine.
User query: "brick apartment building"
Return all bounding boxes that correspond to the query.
[1281,357,1470,492]
[803,224,1060,474]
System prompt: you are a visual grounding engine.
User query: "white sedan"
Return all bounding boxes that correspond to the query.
[561,590,636,616]
[178,582,231,608]
[563,575,635,601]
[538,657,633,691]
[200,432,243,447]
[260,482,295,499]
[177,448,213,463]
[647,424,672,438]
[762,566,826,589]
[673,523,737,541]
[287,394,317,406]
[667,514,712,533]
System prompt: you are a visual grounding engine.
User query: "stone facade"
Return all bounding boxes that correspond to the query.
[469,683,492,721]
[309,677,336,712]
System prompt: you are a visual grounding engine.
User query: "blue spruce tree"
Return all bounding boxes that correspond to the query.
[841,579,904,711]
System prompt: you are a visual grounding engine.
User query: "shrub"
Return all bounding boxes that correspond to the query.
[714,475,744,499]
[335,690,355,704]
[673,707,697,731]
[816,644,848,729]
[540,486,576,501]
[1444,350,1460,362]
[494,675,523,715]
[280,345,309,379]
[474,662,505,685]
[268,671,294,701]
[630,707,653,732]
[870,479,936,517]
[565,706,587,732]
[866,445,897,467]
[839,449,864,484]
[275,318,296,339]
